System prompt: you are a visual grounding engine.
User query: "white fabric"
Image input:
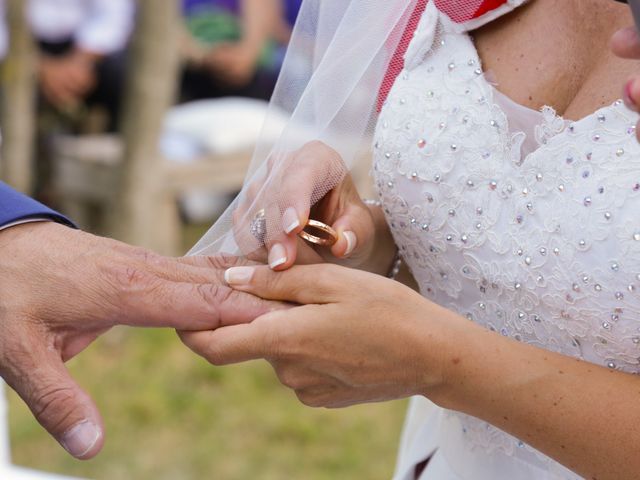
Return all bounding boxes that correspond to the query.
[0,0,134,58]
[377,8,640,480]
[0,218,51,232]
[163,98,289,157]
[162,98,290,223]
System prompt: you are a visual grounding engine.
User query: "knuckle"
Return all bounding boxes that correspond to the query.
[196,283,234,307]
[110,263,158,295]
[30,383,77,430]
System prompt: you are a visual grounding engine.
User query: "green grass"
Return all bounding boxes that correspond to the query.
[7,225,408,479]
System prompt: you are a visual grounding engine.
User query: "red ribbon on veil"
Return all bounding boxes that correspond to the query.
[377,0,510,110]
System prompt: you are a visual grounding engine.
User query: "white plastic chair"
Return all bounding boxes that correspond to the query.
[0,380,84,479]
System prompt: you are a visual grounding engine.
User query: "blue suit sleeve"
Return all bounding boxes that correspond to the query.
[0,182,75,229]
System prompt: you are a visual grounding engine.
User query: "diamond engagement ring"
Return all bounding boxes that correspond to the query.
[250,209,267,243]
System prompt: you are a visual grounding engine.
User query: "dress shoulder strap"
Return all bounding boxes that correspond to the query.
[435,0,529,32]
[378,0,529,109]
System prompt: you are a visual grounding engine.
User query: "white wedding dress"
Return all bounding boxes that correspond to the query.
[373,2,640,479]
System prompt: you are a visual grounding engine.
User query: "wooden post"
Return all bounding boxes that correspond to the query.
[0,0,36,193]
[109,0,181,254]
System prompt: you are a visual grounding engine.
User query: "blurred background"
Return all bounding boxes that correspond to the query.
[0,0,406,478]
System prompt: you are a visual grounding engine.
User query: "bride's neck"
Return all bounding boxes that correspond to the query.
[472,0,638,118]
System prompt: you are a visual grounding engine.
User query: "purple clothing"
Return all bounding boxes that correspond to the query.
[283,0,302,27]
[0,182,73,229]
[183,0,301,26]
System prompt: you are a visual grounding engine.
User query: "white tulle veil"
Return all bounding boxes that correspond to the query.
[189,0,420,258]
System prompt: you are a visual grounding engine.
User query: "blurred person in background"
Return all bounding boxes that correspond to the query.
[0,0,135,131]
[180,0,302,102]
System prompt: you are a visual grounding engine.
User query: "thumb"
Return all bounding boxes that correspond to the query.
[330,203,375,260]
[611,26,640,59]
[5,350,103,459]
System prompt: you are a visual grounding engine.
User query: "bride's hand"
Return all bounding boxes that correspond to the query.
[611,25,640,141]
[234,141,390,272]
[179,264,464,407]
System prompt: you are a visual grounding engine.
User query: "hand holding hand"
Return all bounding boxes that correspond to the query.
[0,222,279,459]
[180,264,462,408]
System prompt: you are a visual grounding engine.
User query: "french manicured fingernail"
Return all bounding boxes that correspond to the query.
[61,421,100,458]
[282,207,300,234]
[224,266,255,285]
[268,243,287,269]
[343,231,357,257]
[625,80,637,109]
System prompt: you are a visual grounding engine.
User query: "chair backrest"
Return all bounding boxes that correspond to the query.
[0,380,11,467]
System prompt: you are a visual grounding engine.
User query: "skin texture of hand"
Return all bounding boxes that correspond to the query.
[180,263,455,408]
[611,25,640,140]
[0,222,279,460]
[234,141,396,274]
[39,50,98,109]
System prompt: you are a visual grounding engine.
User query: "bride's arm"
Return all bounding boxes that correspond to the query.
[182,264,640,480]
[431,320,640,480]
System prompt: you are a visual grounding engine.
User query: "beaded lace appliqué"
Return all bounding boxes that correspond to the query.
[373,19,640,471]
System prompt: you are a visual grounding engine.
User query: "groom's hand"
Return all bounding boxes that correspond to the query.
[0,222,278,459]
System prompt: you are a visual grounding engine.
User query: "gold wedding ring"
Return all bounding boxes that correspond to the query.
[298,219,338,247]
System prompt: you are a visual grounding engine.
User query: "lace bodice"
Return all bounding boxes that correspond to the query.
[375,5,640,478]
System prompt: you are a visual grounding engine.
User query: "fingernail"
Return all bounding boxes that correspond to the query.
[625,80,637,109]
[268,243,287,269]
[282,207,300,234]
[343,231,357,257]
[224,266,255,285]
[61,421,100,459]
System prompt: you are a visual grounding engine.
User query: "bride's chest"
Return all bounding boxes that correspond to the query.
[373,31,640,371]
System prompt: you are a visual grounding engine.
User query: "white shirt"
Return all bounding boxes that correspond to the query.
[0,0,135,58]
